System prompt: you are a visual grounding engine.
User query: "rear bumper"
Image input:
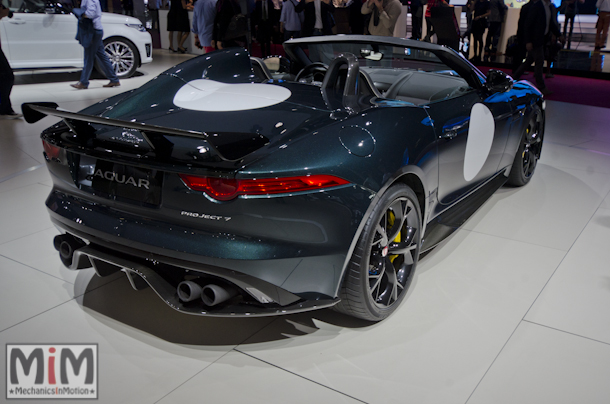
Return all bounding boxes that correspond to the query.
[46,184,363,316]
[54,217,340,317]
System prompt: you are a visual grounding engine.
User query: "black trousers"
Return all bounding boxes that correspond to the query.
[0,47,15,115]
[410,6,422,39]
[563,13,574,48]
[484,21,502,57]
[513,45,546,91]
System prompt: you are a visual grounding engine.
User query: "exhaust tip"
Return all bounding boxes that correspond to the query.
[177,280,203,302]
[59,241,73,260]
[201,284,238,307]
[53,234,90,269]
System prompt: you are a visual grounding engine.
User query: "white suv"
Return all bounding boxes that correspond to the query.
[0,0,152,78]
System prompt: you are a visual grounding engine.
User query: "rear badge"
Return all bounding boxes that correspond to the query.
[92,169,150,189]
[181,211,232,221]
[111,130,145,145]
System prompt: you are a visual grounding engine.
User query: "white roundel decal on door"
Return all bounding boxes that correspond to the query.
[173,79,292,112]
[464,103,495,182]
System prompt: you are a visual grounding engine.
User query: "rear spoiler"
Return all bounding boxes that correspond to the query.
[22,102,234,162]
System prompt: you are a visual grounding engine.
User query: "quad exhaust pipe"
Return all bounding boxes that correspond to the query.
[53,233,240,307]
[177,281,238,306]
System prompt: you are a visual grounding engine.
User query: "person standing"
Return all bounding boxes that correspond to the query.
[149,0,162,30]
[122,0,134,15]
[423,0,449,42]
[409,0,423,39]
[471,0,490,62]
[595,0,610,50]
[462,0,474,39]
[280,0,302,41]
[70,0,120,89]
[254,0,274,56]
[0,4,21,118]
[361,0,401,36]
[192,0,218,53]
[168,0,191,52]
[544,0,562,78]
[484,0,507,61]
[213,0,246,49]
[295,0,335,36]
[512,0,562,95]
[560,0,583,49]
[348,0,366,34]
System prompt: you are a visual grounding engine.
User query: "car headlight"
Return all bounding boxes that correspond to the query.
[126,23,147,32]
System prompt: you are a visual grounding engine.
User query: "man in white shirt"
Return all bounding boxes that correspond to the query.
[71,0,120,89]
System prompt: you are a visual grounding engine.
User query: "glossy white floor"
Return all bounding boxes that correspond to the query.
[1,51,610,404]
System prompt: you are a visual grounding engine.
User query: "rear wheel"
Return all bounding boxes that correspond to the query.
[335,184,422,321]
[96,37,139,79]
[507,107,543,186]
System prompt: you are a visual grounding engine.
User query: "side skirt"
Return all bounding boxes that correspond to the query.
[421,171,508,252]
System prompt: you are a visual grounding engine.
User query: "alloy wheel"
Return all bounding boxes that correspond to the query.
[105,41,136,78]
[368,196,419,308]
[522,115,543,179]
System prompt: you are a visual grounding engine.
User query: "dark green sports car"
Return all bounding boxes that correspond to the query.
[24,35,544,321]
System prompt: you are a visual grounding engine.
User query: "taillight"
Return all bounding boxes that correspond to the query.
[179,174,350,201]
[42,140,61,161]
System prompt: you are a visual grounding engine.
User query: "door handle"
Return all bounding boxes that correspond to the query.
[441,120,469,140]
[9,19,26,24]
[442,130,458,139]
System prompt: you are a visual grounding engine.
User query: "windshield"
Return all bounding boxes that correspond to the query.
[297,41,452,73]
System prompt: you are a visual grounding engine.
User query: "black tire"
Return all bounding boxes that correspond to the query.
[96,37,140,79]
[507,107,543,186]
[335,184,422,321]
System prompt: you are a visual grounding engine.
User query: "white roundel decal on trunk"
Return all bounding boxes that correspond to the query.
[464,103,495,182]
[173,80,292,112]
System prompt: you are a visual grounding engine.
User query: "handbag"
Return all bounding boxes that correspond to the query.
[220,0,248,41]
[224,13,248,40]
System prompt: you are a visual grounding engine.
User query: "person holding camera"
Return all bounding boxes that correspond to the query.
[361,0,402,36]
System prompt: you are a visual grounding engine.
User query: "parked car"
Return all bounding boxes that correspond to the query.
[24,35,545,322]
[0,0,152,78]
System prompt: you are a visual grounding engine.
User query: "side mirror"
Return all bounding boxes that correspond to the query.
[486,69,513,93]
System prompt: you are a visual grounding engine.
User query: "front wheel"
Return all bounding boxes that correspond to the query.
[97,37,140,79]
[507,107,543,186]
[335,184,422,321]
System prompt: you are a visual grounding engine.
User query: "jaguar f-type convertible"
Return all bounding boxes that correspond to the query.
[24,35,544,321]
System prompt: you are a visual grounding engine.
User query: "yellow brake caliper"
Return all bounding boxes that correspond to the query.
[387,210,401,263]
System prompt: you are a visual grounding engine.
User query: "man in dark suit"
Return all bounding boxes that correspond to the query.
[512,0,562,95]
[295,0,335,36]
